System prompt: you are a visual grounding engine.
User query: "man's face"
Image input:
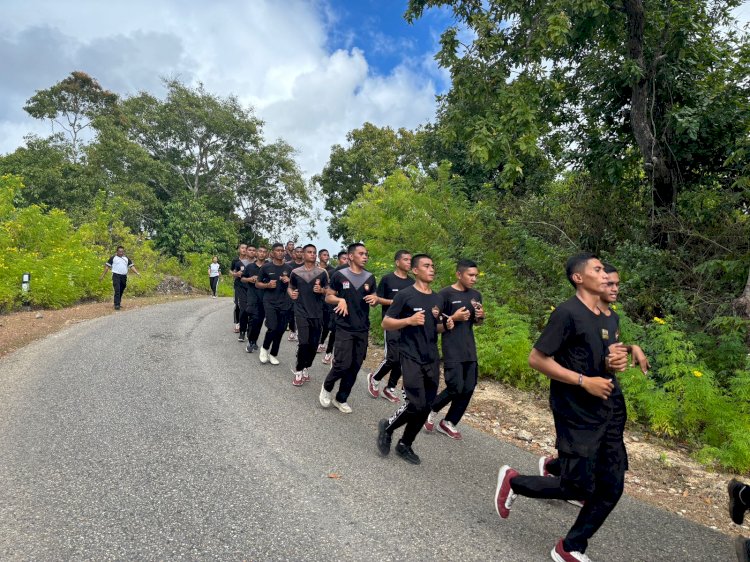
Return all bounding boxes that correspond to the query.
[257,248,268,261]
[339,254,349,265]
[116,247,125,257]
[247,246,257,260]
[294,247,303,260]
[396,254,412,273]
[304,247,317,264]
[319,251,329,264]
[575,258,608,294]
[349,246,368,268]
[239,244,247,258]
[272,246,285,260]
[412,257,435,283]
[457,267,478,289]
[286,242,295,253]
[603,272,620,303]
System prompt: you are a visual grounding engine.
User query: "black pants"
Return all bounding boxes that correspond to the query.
[320,307,332,345]
[247,298,265,344]
[262,305,290,356]
[323,329,368,403]
[510,407,627,554]
[209,276,219,296]
[233,286,241,324]
[112,273,127,307]
[431,361,478,425]
[289,313,296,332]
[237,287,250,334]
[296,316,323,371]
[372,330,403,388]
[385,355,439,447]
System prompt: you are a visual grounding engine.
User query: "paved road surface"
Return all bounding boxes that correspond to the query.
[0,299,735,560]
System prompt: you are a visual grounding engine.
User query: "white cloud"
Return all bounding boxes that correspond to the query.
[1,0,442,247]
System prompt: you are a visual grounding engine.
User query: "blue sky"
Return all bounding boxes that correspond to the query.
[0,0,455,248]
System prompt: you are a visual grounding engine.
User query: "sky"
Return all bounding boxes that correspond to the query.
[0,0,455,251]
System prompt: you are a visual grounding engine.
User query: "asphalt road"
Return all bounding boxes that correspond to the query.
[0,298,736,561]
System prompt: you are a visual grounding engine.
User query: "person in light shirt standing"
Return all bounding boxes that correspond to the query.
[208,256,221,298]
[100,245,141,310]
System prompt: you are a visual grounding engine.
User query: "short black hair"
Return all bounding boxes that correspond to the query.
[347,242,365,254]
[457,259,478,273]
[318,248,329,256]
[394,249,411,261]
[294,246,303,251]
[302,243,316,252]
[257,245,267,250]
[603,262,618,274]
[271,242,284,250]
[411,253,432,268]
[565,252,598,288]
[116,245,125,251]
[337,250,348,259]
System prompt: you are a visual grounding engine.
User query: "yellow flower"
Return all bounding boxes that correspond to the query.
[550,305,555,311]
[611,304,618,311]
[692,370,703,378]
[653,317,666,325]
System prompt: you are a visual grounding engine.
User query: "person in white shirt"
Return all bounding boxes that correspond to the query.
[208,256,221,298]
[100,246,141,310]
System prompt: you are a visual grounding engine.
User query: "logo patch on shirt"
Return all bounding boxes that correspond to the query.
[343,281,350,289]
[363,283,369,292]
[452,300,462,304]
[601,329,610,341]
[432,305,440,318]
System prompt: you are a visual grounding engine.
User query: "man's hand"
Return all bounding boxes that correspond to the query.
[313,279,323,293]
[408,310,426,326]
[475,306,485,320]
[445,316,455,330]
[334,299,348,316]
[452,306,471,322]
[631,345,651,375]
[280,273,290,284]
[364,294,378,306]
[606,343,628,372]
[582,376,615,399]
[268,279,277,289]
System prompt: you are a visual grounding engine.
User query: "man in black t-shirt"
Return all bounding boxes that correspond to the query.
[289,244,329,386]
[256,243,293,365]
[376,254,454,465]
[230,243,247,333]
[317,249,336,353]
[493,253,628,561]
[424,259,485,440]
[367,250,413,403]
[241,245,268,353]
[319,243,377,414]
[283,241,296,264]
[287,246,305,342]
[236,245,256,342]
[320,250,351,365]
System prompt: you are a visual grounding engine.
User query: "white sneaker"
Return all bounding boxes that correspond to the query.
[259,347,269,364]
[319,385,332,408]
[424,410,438,432]
[292,369,304,386]
[302,368,310,382]
[332,399,352,414]
[269,354,280,365]
[288,331,298,341]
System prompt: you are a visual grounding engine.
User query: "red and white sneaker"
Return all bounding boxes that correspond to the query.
[302,368,310,382]
[233,323,240,333]
[494,465,518,519]
[288,331,298,342]
[292,369,304,387]
[550,538,592,562]
[367,372,380,398]
[423,411,438,432]
[322,353,333,365]
[539,455,555,477]
[437,419,462,440]
[381,386,400,403]
[316,344,326,353]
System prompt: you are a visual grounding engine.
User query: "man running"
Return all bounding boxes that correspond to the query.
[283,241,296,264]
[317,249,336,354]
[376,254,454,465]
[99,246,141,310]
[367,250,413,403]
[236,245,256,342]
[242,245,268,353]
[319,243,377,414]
[230,243,248,333]
[424,259,485,439]
[287,246,305,342]
[289,244,329,386]
[256,243,293,365]
[493,253,628,562]
[321,250,351,365]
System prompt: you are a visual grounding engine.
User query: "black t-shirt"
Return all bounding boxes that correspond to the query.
[601,308,625,404]
[328,268,376,332]
[241,262,264,300]
[290,266,329,319]
[260,261,293,310]
[440,286,482,362]
[376,272,415,320]
[386,285,443,364]
[231,257,244,289]
[534,295,613,455]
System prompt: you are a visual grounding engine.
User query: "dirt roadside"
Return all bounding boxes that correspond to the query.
[1,299,747,537]
[362,347,749,538]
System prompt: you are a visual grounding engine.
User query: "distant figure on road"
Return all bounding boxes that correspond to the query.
[100,246,140,310]
[208,256,221,298]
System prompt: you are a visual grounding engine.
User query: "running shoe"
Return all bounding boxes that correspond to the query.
[381,386,400,403]
[302,368,310,382]
[331,399,352,414]
[269,354,280,365]
[246,342,254,353]
[292,369,304,386]
[395,441,421,465]
[288,331,298,342]
[550,539,592,562]
[234,323,240,333]
[437,419,462,440]
[317,344,326,353]
[729,478,749,525]
[319,385,332,408]
[237,332,245,342]
[367,372,379,398]
[539,456,554,477]
[377,418,391,456]
[259,347,269,364]
[322,353,333,365]
[494,465,518,519]
[424,411,438,432]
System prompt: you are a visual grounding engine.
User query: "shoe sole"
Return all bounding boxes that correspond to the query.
[381,392,400,403]
[494,465,515,519]
[367,374,379,398]
[332,401,352,414]
[539,456,548,477]
[377,419,390,456]
[436,424,462,440]
[395,447,421,465]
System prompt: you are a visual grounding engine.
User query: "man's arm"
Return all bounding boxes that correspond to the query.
[528,348,614,400]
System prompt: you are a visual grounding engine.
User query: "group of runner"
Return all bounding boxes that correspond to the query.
[223,241,748,562]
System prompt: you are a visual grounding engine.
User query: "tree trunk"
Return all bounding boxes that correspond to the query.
[733,266,750,320]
